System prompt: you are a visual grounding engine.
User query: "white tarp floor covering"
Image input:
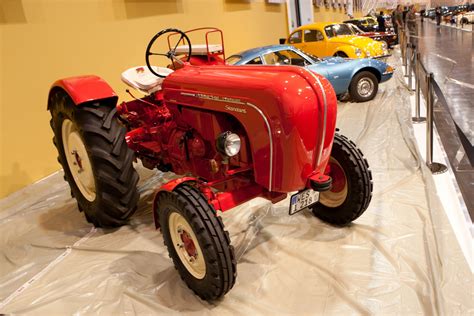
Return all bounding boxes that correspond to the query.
[0,54,472,315]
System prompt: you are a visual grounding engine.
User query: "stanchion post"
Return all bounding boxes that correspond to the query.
[404,43,410,77]
[426,73,448,174]
[413,52,426,123]
[401,30,407,67]
[408,44,414,88]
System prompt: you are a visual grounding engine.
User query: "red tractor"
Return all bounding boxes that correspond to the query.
[48,29,373,301]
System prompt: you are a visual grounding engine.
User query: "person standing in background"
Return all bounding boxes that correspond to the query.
[435,6,442,26]
[394,5,404,41]
[403,6,409,24]
[377,11,386,32]
[391,9,398,44]
[407,5,418,45]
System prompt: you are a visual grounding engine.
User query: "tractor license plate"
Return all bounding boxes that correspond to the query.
[289,189,319,215]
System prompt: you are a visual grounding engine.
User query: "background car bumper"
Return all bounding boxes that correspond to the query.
[381,72,394,82]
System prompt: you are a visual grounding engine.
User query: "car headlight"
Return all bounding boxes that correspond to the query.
[385,65,394,73]
[355,48,362,57]
[381,41,388,50]
[365,50,371,57]
[216,132,241,157]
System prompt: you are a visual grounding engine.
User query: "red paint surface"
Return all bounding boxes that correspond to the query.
[50,75,117,105]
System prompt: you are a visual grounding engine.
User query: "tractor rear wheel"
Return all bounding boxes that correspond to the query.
[157,185,236,301]
[49,90,139,227]
[310,133,373,226]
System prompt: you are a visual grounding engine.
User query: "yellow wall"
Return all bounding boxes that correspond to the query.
[0,0,366,198]
[0,0,287,198]
[313,6,364,23]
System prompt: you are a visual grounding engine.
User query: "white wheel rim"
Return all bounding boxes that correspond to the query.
[61,119,96,202]
[357,77,374,98]
[169,212,206,279]
[320,158,348,208]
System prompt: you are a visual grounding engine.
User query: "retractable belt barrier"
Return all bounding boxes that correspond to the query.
[401,29,449,174]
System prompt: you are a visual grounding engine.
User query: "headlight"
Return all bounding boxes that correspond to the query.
[354,48,362,57]
[381,41,388,49]
[216,132,241,157]
[365,50,371,57]
[385,65,394,73]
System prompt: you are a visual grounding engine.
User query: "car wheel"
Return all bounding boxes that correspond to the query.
[334,51,348,58]
[310,133,373,226]
[349,71,379,102]
[157,185,237,301]
[49,89,139,227]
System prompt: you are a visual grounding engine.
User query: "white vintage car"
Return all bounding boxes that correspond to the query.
[459,11,474,24]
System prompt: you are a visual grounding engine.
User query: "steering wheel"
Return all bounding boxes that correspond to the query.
[145,28,192,78]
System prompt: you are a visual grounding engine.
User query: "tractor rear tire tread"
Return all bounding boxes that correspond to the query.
[49,90,139,227]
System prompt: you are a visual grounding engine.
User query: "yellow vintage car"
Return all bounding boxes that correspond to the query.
[285,22,390,59]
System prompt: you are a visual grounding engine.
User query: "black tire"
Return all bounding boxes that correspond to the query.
[49,89,139,227]
[349,71,379,102]
[157,185,236,301]
[310,133,373,226]
[334,51,348,58]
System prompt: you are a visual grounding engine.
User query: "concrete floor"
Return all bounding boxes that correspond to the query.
[413,20,473,218]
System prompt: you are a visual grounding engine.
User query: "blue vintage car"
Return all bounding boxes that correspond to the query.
[227,45,394,102]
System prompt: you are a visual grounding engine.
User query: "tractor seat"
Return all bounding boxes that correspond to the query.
[121,66,173,94]
[175,44,223,56]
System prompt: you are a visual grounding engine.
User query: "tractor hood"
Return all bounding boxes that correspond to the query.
[162,65,337,192]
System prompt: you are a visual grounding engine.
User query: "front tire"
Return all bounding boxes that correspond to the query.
[349,71,379,102]
[311,134,373,226]
[49,90,139,227]
[157,185,236,301]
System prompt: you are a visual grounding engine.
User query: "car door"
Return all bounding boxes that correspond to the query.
[301,29,327,57]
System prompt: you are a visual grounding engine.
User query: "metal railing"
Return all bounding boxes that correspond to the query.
[400,29,448,174]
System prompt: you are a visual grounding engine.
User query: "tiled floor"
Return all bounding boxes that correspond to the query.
[413,21,473,219]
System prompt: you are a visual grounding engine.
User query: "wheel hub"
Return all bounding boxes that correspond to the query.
[61,119,96,202]
[320,158,348,208]
[169,212,206,279]
[71,150,84,172]
[357,78,374,97]
[329,162,346,193]
[178,228,198,259]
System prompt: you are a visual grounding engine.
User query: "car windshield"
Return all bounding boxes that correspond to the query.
[226,55,242,65]
[262,49,315,66]
[324,24,354,38]
[347,23,363,34]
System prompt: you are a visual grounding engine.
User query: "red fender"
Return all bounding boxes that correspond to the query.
[152,177,198,228]
[48,75,118,108]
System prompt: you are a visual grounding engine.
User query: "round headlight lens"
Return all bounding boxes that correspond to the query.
[365,50,371,57]
[381,41,388,49]
[355,48,362,57]
[216,132,241,157]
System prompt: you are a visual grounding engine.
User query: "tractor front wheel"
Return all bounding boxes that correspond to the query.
[310,133,373,226]
[157,185,236,301]
[49,90,139,227]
